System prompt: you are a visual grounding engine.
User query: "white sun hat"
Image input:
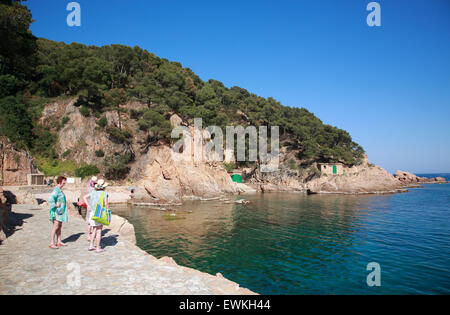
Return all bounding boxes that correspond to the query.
[94,179,109,189]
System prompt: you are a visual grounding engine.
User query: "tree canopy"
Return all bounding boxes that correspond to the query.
[0,0,365,171]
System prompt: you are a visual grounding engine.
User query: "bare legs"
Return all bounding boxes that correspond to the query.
[86,224,92,241]
[50,220,59,248]
[95,226,102,252]
[56,222,66,246]
[89,226,103,253]
[50,220,63,248]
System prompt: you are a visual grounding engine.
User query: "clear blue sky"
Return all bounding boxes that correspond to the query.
[26,0,450,173]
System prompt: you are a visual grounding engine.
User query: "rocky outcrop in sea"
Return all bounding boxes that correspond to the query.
[394,170,446,185]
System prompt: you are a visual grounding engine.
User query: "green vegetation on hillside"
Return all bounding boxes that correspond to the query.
[35,157,77,177]
[75,164,100,179]
[0,0,365,178]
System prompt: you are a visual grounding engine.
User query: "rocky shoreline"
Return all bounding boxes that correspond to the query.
[1,103,447,204]
[2,170,446,245]
[1,100,447,294]
[1,168,447,294]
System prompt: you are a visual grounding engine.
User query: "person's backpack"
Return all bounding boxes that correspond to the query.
[92,191,111,226]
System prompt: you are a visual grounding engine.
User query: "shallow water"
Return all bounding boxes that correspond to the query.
[113,182,450,294]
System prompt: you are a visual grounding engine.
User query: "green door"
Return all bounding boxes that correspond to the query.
[333,165,337,175]
[231,174,243,183]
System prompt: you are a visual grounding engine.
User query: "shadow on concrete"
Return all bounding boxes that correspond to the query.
[2,206,33,242]
[101,229,118,248]
[81,229,118,249]
[36,198,47,205]
[101,228,111,237]
[102,235,118,248]
[2,191,17,204]
[62,232,83,243]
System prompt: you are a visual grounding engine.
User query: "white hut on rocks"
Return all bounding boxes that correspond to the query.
[318,163,344,176]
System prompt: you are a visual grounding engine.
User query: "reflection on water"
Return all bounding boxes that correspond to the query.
[113,185,450,294]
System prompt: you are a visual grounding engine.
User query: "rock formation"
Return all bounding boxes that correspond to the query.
[127,114,239,202]
[0,137,36,186]
[169,113,183,127]
[36,98,446,199]
[243,153,409,194]
[306,164,404,194]
[42,100,238,203]
[42,99,132,166]
[248,165,304,192]
[394,170,447,184]
[131,145,237,203]
[109,214,136,245]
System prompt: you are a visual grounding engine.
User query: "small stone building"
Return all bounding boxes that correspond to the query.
[318,163,344,176]
[27,174,45,185]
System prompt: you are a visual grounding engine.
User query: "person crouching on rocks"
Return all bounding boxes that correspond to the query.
[49,176,68,249]
[83,179,109,253]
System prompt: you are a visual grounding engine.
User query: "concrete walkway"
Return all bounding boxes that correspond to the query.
[0,205,254,295]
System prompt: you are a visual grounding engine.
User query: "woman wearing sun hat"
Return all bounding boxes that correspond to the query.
[83,179,109,253]
[85,176,97,241]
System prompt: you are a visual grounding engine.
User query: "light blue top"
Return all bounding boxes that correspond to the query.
[89,190,108,211]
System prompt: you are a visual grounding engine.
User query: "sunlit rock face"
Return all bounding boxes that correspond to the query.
[394,170,447,184]
[305,155,403,194]
[0,137,35,186]
[132,145,237,204]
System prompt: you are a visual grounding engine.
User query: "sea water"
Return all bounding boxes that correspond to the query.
[113,174,450,294]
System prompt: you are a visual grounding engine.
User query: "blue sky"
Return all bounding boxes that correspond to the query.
[26,0,450,173]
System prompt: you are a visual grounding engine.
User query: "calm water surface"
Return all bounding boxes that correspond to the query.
[113,180,450,294]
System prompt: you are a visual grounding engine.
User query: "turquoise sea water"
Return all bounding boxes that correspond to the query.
[113,176,450,295]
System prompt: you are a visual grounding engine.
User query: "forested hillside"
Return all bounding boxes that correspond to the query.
[0,1,365,178]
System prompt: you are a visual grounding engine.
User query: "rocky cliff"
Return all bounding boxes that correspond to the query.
[0,137,36,186]
[305,162,404,194]
[130,145,237,203]
[40,99,238,202]
[41,99,133,166]
[34,99,446,200]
